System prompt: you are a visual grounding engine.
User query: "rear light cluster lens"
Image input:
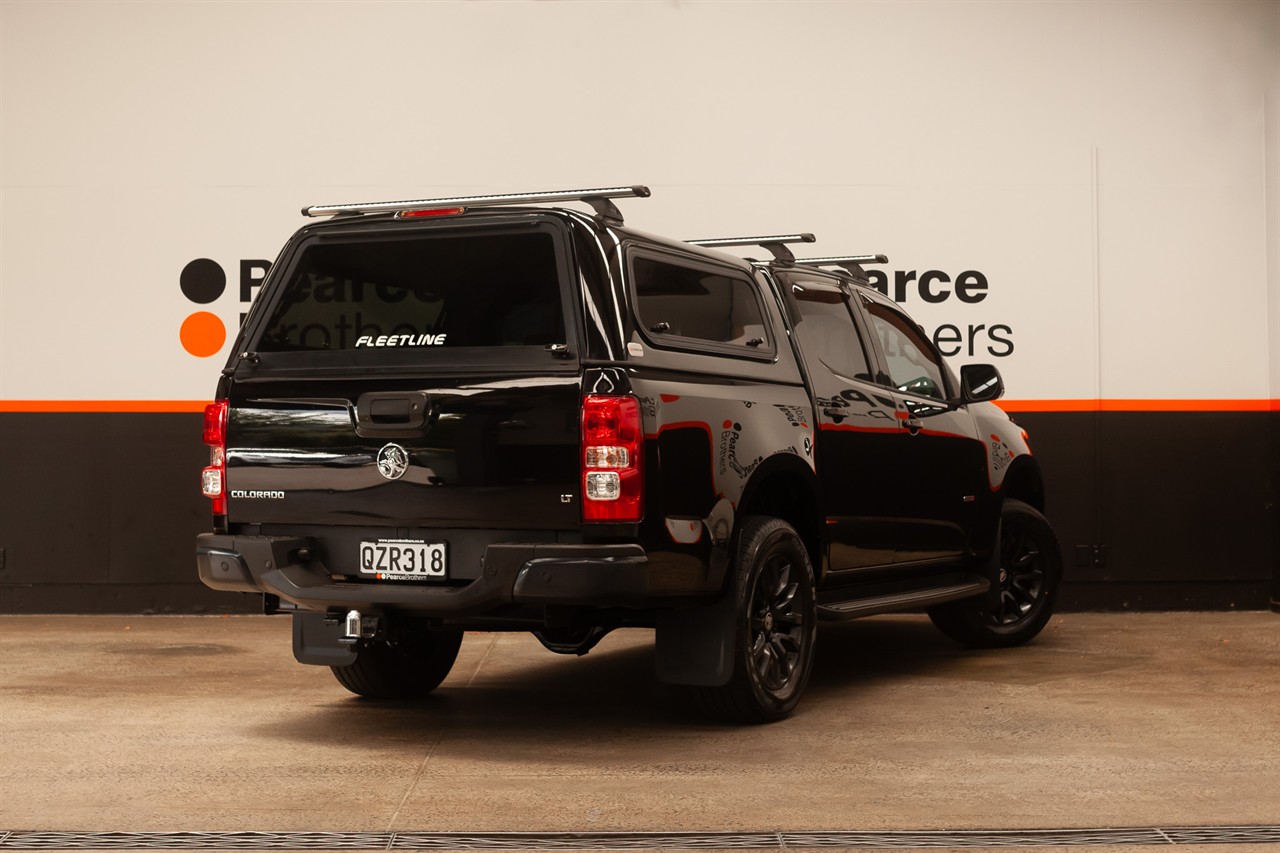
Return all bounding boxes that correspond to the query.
[581,395,643,522]
[584,446,631,468]
[202,400,228,516]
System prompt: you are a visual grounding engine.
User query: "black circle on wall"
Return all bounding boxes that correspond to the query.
[180,259,226,304]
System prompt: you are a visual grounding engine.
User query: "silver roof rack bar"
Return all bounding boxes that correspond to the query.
[797,254,889,279]
[799,254,888,266]
[302,185,651,223]
[686,233,816,264]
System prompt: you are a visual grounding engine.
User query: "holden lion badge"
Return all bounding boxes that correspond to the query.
[376,443,409,481]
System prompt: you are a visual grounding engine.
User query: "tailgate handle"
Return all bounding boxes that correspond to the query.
[356,392,430,433]
[370,398,411,423]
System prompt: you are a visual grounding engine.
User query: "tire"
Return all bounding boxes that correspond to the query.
[694,517,817,723]
[929,498,1062,648]
[331,627,463,699]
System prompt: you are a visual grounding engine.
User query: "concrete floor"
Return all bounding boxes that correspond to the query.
[0,612,1277,850]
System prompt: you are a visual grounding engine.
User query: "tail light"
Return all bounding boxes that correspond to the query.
[581,395,643,522]
[201,400,228,516]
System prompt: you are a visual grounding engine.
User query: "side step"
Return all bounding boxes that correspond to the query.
[817,577,990,621]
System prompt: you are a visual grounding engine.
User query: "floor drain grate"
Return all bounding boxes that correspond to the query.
[0,826,1277,850]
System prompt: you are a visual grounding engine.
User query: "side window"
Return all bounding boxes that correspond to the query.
[632,254,770,351]
[862,297,948,401]
[791,282,873,382]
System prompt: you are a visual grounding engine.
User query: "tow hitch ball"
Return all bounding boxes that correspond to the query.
[339,609,379,645]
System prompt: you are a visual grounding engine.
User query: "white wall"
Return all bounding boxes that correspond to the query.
[2,0,1276,406]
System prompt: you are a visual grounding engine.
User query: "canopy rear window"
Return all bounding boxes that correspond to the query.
[256,229,564,353]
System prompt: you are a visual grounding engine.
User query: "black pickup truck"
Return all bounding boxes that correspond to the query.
[196,185,1060,722]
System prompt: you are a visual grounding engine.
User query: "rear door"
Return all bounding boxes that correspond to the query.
[223,217,583,542]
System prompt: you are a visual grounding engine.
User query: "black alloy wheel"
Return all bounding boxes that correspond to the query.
[749,551,806,693]
[991,520,1049,626]
[929,498,1062,648]
[694,516,817,723]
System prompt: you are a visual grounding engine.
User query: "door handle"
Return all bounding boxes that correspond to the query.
[904,417,924,435]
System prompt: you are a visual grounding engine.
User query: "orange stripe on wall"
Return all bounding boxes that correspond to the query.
[0,401,211,413]
[998,399,1280,413]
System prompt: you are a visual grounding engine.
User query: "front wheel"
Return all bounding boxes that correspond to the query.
[929,498,1062,648]
[331,627,463,699]
[694,516,817,723]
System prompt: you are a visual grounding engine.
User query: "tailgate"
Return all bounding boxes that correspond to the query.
[225,376,582,529]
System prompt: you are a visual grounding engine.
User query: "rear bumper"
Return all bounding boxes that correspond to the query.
[197,533,704,615]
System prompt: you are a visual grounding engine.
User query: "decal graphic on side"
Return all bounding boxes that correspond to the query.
[664,518,702,544]
[773,404,808,428]
[989,434,1014,472]
[719,420,763,479]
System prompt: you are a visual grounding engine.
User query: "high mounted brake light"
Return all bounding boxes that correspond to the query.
[396,206,467,219]
[581,395,643,522]
[201,400,228,516]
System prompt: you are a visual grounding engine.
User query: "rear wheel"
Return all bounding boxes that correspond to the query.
[929,499,1061,647]
[694,516,817,723]
[331,627,463,699]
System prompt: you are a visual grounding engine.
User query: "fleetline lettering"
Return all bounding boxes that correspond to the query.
[355,334,449,348]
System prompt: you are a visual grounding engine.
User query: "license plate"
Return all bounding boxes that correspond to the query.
[358,539,446,581]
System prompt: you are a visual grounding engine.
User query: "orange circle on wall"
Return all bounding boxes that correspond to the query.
[180,311,226,358]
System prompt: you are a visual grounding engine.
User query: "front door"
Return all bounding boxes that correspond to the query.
[786,275,905,570]
[857,294,988,564]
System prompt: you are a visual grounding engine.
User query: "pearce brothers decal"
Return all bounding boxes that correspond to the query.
[859,268,1014,358]
[178,258,269,358]
[179,258,1016,359]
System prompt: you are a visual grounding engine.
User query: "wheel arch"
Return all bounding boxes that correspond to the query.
[1001,455,1046,514]
[735,453,823,581]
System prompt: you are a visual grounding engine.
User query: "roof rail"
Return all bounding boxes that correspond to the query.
[796,254,889,279]
[302,185,651,224]
[686,233,816,264]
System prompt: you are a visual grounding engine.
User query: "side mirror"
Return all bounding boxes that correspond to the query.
[959,363,1004,404]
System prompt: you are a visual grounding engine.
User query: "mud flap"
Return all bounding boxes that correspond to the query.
[654,586,738,687]
[292,611,358,667]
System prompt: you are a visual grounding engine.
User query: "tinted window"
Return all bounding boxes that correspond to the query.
[632,255,768,350]
[257,231,563,352]
[862,298,947,400]
[792,283,872,381]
